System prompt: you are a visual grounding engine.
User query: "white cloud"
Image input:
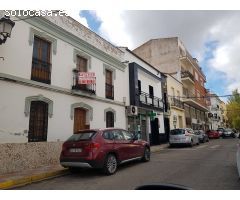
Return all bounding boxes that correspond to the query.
[90,10,240,94]
[90,10,134,48]
[67,10,89,28]
[207,13,240,93]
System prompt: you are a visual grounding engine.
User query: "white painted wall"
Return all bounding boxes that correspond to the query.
[119,47,162,100]
[119,48,165,134]
[138,69,162,99]
[0,81,126,143]
[0,16,129,143]
[0,17,129,103]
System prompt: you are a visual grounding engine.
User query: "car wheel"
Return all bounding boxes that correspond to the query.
[142,147,150,162]
[103,154,118,175]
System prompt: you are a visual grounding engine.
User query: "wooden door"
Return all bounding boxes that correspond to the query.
[74,108,87,133]
[28,101,48,142]
[105,69,113,99]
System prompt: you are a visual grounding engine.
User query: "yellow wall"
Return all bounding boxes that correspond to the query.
[167,74,186,130]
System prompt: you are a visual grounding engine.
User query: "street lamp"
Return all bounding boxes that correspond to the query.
[0,15,15,45]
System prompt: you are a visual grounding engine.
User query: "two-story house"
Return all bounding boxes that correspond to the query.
[119,47,168,145]
[0,11,129,144]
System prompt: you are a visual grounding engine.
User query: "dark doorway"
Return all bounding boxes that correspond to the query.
[150,118,160,145]
[164,117,170,142]
[106,111,114,128]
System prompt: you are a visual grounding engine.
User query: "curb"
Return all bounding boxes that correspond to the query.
[0,169,69,190]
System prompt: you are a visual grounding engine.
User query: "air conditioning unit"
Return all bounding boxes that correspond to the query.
[127,106,138,116]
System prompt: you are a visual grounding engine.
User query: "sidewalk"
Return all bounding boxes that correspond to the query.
[0,143,169,190]
[0,165,69,189]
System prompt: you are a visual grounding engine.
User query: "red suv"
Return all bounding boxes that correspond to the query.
[60,128,150,175]
[206,130,220,139]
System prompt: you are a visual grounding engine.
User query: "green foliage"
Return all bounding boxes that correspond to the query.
[227,89,240,130]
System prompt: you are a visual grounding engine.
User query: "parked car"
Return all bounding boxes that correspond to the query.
[194,130,209,143]
[237,143,240,178]
[222,128,235,138]
[232,129,240,138]
[206,130,220,139]
[60,128,150,175]
[169,128,199,147]
[217,127,225,137]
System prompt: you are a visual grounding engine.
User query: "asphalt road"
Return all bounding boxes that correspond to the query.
[17,138,240,190]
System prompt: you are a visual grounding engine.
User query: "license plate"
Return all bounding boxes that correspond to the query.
[69,148,82,153]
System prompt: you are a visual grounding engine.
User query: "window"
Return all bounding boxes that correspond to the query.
[67,131,96,142]
[75,56,88,91]
[106,111,114,128]
[31,36,51,84]
[195,71,199,81]
[122,130,134,140]
[113,130,125,140]
[28,101,48,142]
[171,87,175,97]
[105,69,114,99]
[76,56,87,72]
[197,91,200,99]
[138,80,141,94]
[103,131,114,140]
[177,90,180,99]
[149,85,154,98]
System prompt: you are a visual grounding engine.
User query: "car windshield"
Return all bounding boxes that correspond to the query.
[170,129,185,135]
[66,131,96,142]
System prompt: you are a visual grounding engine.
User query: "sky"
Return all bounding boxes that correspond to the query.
[69,10,240,101]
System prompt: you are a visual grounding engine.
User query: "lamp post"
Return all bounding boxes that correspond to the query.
[0,15,15,45]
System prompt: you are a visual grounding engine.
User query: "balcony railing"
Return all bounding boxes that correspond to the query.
[181,70,195,82]
[171,97,184,109]
[105,83,114,100]
[72,70,96,94]
[139,91,163,109]
[31,58,51,84]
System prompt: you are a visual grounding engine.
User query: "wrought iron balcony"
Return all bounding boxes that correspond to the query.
[181,70,195,82]
[72,70,96,94]
[31,58,51,84]
[105,83,114,100]
[171,97,184,109]
[138,91,163,109]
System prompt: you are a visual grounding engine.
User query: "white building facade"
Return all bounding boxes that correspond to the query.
[119,47,167,145]
[209,93,223,130]
[0,12,129,143]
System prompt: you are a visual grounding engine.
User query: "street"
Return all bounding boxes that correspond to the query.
[17,138,240,190]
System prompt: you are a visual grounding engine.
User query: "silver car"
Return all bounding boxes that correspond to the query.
[169,128,199,147]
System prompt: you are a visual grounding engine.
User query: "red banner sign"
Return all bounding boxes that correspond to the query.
[78,72,96,85]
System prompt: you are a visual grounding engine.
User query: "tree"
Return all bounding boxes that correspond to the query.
[226,89,240,130]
